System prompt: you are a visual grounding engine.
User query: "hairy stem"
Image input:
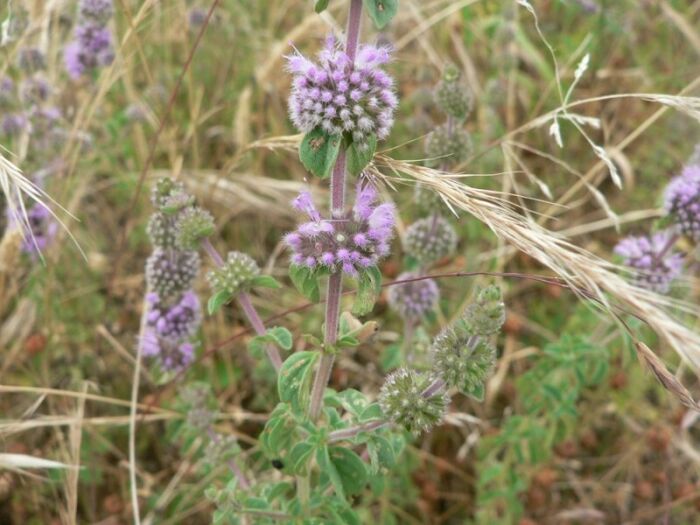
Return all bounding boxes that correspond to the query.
[307,1,364,422]
[328,419,389,443]
[202,238,282,371]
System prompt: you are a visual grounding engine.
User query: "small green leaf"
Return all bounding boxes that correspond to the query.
[337,389,369,417]
[250,275,282,289]
[328,446,368,496]
[352,266,382,316]
[363,0,399,29]
[287,441,316,475]
[367,435,395,473]
[267,326,293,351]
[278,351,319,413]
[317,446,346,500]
[464,381,485,401]
[346,134,377,176]
[314,0,330,12]
[299,127,342,179]
[207,289,233,315]
[289,264,321,302]
[359,403,383,422]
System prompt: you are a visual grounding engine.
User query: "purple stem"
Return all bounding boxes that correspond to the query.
[202,238,282,372]
[308,0,364,422]
[328,419,389,443]
[421,377,446,398]
[345,0,363,64]
[238,292,283,371]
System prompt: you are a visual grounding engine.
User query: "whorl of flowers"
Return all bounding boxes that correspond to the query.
[64,0,114,79]
[431,319,499,396]
[287,35,398,146]
[403,215,457,266]
[463,286,506,336]
[142,178,202,373]
[434,65,473,123]
[664,163,700,242]
[285,183,395,277]
[1,113,28,136]
[379,368,448,435]
[175,206,215,250]
[146,249,201,297]
[388,272,439,322]
[424,124,472,168]
[614,231,683,293]
[207,251,261,296]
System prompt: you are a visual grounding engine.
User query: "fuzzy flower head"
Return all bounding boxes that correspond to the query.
[285,183,395,276]
[425,124,472,168]
[463,286,506,336]
[434,64,473,122]
[142,291,201,372]
[431,317,498,397]
[664,164,700,242]
[1,113,28,136]
[64,0,114,79]
[7,203,59,256]
[207,251,261,296]
[287,35,398,146]
[403,215,457,266]
[175,207,215,250]
[379,368,448,435]
[614,231,684,293]
[146,248,201,298]
[388,272,439,322]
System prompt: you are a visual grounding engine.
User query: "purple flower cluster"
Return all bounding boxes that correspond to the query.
[664,163,700,242]
[287,35,397,146]
[5,203,58,257]
[614,231,683,293]
[142,179,202,373]
[64,0,114,79]
[388,272,439,322]
[285,183,395,276]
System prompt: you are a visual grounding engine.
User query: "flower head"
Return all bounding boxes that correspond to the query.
[7,203,58,256]
[424,123,472,168]
[207,251,261,296]
[463,286,506,336]
[388,272,439,322]
[434,64,473,122]
[379,368,448,435]
[403,215,457,266]
[285,183,395,276]
[64,0,114,79]
[146,248,201,297]
[1,113,28,136]
[175,206,215,250]
[287,35,397,146]
[664,164,700,242]
[614,231,683,293]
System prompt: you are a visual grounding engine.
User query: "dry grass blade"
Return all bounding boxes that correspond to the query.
[370,155,700,370]
[0,453,77,471]
[635,342,699,411]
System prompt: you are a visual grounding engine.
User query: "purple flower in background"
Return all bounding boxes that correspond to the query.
[1,113,28,136]
[285,182,395,276]
[614,231,683,293]
[664,163,700,242]
[142,290,201,372]
[6,203,58,256]
[287,35,398,146]
[21,75,51,103]
[64,0,114,79]
[388,272,439,322]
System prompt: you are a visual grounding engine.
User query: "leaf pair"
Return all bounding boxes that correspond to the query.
[299,127,377,179]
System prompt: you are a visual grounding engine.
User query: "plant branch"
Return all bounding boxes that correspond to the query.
[328,419,389,443]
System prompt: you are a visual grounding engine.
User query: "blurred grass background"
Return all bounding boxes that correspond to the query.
[1,0,700,523]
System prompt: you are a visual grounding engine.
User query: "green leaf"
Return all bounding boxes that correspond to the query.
[278,351,319,414]
[207,289,233,315]
[287,441,316,475]
[289,264,321,303]
[337,389,369,417]
[314,0,330,12]
[359,403,383,422]
[367,435,396,473]
[317,446,346,500]
[267,326,293,350]
[352,267,382,316]
[465,382,485,402]
[250,275,282,289]
[299,127,342,179]
[260,404,296,458]
[363,0,399,29]
[328,446,368,496]
[380,343,401,372]
[346,134,377,176]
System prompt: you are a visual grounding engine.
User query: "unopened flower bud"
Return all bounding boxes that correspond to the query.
[388,272,439,322]
[404,215,457,265]
[379,368,448,435]
[175,207,215,250]
[434,64,473,122]
[463,285,505,336]
[425,124,472,168]
[207,251,260,296]
[146,248,200,297]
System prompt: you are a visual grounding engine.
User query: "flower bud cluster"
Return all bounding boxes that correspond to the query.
[207,251,261,296]
[142,178,203,373]
[614,231,683,294]
[664,163,700,242]
[403,215,457,266]
[388,272,439,322]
